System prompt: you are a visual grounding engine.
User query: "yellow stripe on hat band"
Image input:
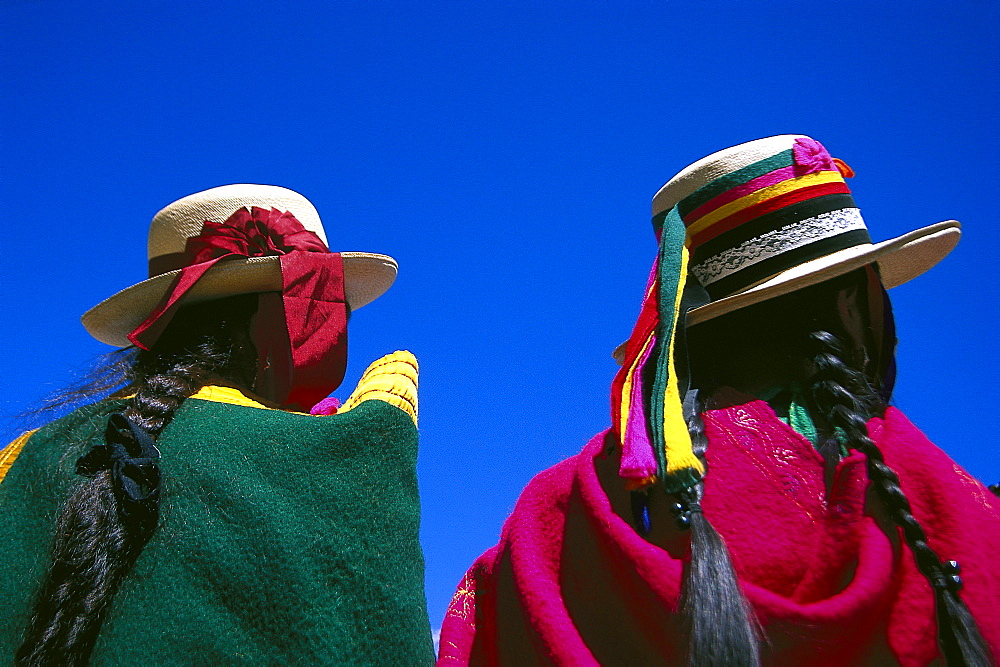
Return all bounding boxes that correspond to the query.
[685,170,845,239]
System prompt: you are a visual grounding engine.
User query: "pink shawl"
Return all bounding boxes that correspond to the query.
[438,404,1000,666]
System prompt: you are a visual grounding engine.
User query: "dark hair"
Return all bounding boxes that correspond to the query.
[808,329,992,666]
[667,273,862,667]
[16,295,259,666]
[680,268,993,666]
[677,393,761,667]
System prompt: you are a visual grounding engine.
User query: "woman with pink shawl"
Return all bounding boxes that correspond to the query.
[438,136,999,666]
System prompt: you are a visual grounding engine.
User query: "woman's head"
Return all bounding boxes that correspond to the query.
[22,186,386,664]
[133,293,260,393]
[81,184,399,411]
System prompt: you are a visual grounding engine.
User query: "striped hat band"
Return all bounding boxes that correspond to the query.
[653,137,866,300]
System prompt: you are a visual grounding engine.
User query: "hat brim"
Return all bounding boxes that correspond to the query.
[82,252,398,347]
[612,220,960,363]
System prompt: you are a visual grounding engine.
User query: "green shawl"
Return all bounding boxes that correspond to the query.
[0,352,434,665]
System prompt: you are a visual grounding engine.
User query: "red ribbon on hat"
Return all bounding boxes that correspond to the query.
[129,206,348,411]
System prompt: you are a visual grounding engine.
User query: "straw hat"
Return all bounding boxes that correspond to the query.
[82,184,398,347]
[613,135,959,361]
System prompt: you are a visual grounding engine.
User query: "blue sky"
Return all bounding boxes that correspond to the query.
[2,0,997,631]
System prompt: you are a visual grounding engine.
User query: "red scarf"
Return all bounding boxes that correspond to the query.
[129,207,348,411]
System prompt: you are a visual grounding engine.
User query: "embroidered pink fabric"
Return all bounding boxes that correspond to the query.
[437,404,1000,666]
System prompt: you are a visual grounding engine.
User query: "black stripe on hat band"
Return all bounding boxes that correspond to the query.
[691,192,857,267]
[692,208,866,287]
[652,209,669,234]
[700,229,873,300]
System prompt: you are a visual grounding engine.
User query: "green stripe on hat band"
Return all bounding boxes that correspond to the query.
[652,209,669,234]
[675,149,795,219]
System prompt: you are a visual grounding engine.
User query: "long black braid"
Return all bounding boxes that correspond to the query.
[807,329,993,666]
[674,267,995,665]
[665,272,831,667]
[676,392,761,667]
[16,295,259,666]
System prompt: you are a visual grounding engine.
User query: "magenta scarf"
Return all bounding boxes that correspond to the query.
[438,404,1000,666]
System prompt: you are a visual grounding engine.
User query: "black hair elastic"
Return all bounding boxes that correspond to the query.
[76,414,161,521]
[672,487,704,530]
[935,560,963,593]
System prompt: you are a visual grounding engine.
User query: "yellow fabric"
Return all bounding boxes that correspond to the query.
[339,351,419,426]
[685,170,845,238]
[0,352,417,487]
[190,385,272,410]
[661,247,706,479]
[188,350,418,425]
[0,430,37,486]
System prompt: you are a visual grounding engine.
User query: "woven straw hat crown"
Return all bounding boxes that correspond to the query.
[82,184,397,347]
[147,184,329,259]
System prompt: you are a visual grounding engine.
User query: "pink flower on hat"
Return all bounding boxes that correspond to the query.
[793,137,836,174]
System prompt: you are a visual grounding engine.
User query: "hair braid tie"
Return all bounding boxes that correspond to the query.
[75,414,161,528]
[671,491,703,530]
